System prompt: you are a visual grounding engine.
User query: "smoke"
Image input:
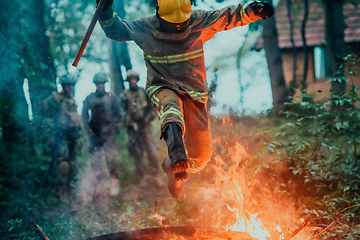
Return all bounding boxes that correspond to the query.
[74,150,115,207]
[76,165,99,205]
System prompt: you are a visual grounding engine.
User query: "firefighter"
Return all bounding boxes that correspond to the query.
[96,0,274,198]
[119,70,160,187]
[82,73,121,198]
[43,74,83,200]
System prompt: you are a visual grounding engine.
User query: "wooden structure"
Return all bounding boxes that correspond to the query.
[253,0,360,102]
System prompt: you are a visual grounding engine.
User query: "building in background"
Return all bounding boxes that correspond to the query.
[253,0,360,102]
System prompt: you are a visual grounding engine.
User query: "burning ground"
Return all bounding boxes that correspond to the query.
[2,114,358,239]
[67,140,314,240]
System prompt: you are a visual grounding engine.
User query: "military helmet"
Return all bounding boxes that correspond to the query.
[126,70,140,82]
[93,73,109,84]
[59,74,77,85]
[157,0,191,23]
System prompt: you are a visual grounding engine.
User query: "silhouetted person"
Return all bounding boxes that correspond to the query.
[82,73,121,198]
[43,74,82,200]
[119,70,160,187]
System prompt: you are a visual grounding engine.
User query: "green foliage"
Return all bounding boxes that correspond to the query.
[7,218,36,240]
[257,54,360,239]
[44,0,99,69]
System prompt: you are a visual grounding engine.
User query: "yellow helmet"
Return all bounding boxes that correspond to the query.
[158,0,191,23]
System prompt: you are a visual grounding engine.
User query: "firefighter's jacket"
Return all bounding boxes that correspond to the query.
[82,91,121,134]
[119,87,158,131]
[43,91,82,137]
[99,3,261,104]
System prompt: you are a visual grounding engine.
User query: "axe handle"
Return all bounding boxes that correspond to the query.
[72,0,108,67]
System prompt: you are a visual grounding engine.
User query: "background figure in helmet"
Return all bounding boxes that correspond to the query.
[119,70,160,187]
[43,74,83,201]
[96,0,274,198]
[82,73,121,198]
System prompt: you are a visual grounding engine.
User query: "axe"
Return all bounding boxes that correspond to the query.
[72,0,108,67]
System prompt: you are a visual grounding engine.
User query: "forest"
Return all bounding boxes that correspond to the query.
[1,0,360,239]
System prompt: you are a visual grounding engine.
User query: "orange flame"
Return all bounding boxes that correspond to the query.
[192,139,313,240]
[225,179,272,240]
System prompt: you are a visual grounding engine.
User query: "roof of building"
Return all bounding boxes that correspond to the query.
[253,0,360,50]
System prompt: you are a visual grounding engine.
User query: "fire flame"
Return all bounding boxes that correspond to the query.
[200,140,312,240]
[226,179,271,240]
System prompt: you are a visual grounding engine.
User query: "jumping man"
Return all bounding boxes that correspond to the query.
[96,0,274,198]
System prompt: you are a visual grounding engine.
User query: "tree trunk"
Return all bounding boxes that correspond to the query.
[301,0,309,87]
[322,0,346,95]
[0,0,30,147]
[287,0,298,95]
[109,0,132,96]
[261,4,288,116]
[23,0,57,124]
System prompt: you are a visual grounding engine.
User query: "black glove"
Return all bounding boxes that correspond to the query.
[249,0,274,19]
[96,0,113,9]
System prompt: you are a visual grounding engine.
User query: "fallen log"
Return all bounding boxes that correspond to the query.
[87,226,255,240]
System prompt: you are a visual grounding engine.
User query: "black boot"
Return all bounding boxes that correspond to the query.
[163,123,189,181]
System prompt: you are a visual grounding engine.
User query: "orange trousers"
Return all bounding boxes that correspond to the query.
[152,88,213,173]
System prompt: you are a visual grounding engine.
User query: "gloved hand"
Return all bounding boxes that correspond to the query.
[96,0,113,9]
[249,0,274,19]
